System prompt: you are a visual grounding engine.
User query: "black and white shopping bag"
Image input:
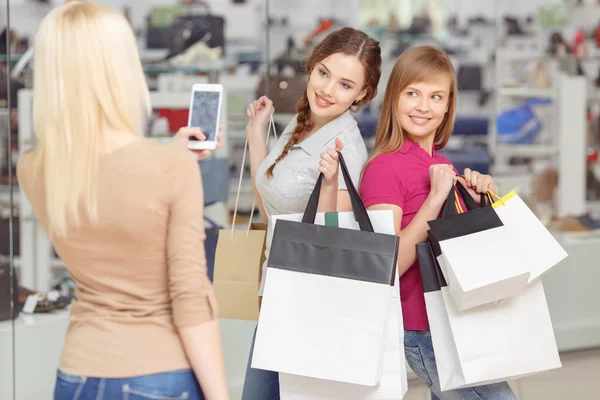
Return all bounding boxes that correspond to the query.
[251,153,400,386]
[427,183,530,310]
[417,241,561,391]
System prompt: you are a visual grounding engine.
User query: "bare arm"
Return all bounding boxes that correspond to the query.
[247,123,269,224]
[245,97,275,225]
[179,322,229,400]
[167,148,228,399]
[336,190,353,211]
[360,163,455,277]
[317,186,355,212]
[367,194,445,277]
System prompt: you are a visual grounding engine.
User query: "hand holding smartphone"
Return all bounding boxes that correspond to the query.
[187,83,223,150]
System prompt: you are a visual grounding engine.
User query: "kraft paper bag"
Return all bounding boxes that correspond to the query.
[213,117,276,320]
[213,222,266,321]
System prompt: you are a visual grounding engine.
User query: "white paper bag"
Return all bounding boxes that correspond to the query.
[252,210,400,386]
[418,242,561,391]
[492,191,568,282]
[428,199,530,311]
[278,275,408,399]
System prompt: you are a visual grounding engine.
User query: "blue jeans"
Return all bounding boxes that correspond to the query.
[241,326,280,400]
[53,369,204,400]
[405,329,517,400]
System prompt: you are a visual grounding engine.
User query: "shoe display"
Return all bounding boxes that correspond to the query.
[53,276,76,298]
[18,286,73,314]
[551,216,587,232]
[577,213,600,230]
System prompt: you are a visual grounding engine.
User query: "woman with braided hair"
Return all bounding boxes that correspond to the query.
[241,27,382,400]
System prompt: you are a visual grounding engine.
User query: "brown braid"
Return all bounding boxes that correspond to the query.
[265,93,312,178]
[264,27,382,178]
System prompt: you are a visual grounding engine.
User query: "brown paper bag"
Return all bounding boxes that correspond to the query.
[214,118,276,320]
[213,222,266,321]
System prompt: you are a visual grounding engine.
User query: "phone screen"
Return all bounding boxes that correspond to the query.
[189,90,220,141]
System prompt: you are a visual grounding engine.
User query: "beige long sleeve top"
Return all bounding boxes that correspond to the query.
[17,139,218,378]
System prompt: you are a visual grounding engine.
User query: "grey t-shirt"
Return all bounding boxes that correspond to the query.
[255,110,368,295]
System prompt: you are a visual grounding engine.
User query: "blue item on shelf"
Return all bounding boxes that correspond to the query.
[358,114,490,138]
[452,116,488,136]
[356,113,379,138]
[200,156,230,207]
[496,98,552,145]
[439,147,491,175]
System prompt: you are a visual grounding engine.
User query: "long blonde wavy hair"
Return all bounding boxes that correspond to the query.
[29,1,151,237]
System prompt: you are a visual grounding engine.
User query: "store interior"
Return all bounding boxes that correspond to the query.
[1,0,599,399]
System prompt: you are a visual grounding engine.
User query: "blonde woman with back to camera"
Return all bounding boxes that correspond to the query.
[17,2,228,399]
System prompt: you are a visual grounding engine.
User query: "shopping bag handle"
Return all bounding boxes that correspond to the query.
[455,175,503,208]
[230,115,278,237]
[418,239,447,293]
[301,151,374,232]
[441,181,480,218]
[479,190,504,207]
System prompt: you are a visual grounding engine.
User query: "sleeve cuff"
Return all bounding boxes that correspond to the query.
[363,195,404,211]
[173,289,219,328]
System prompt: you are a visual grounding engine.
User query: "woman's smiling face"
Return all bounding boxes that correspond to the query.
[306,52,367,123]
[396,73,451,141]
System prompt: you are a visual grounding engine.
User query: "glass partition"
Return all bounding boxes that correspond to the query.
[1,0,16,398]
[3,1,599,400]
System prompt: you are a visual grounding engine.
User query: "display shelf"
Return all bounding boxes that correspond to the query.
[587,88,600,102]
[491,44,587,219]
[495,144,559,157]
[497,87,556,99]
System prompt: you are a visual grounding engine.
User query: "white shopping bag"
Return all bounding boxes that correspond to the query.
[278,275,408,399]
[252,208,399,386]
[491,191,568,282]
[418,242,561,391]
[427,183,530,311]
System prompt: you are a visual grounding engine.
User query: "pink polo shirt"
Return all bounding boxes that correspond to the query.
[360,139,462,331]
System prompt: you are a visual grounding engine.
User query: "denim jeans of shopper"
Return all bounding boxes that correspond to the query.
[241,326,280,400]
[405,329,517,400]
[53,368,204,400]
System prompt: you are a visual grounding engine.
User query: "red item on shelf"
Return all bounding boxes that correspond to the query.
[588,149,599,164]
[156,109,189,132]
[574,28,585,55]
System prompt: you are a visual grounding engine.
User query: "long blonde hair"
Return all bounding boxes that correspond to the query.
[30,1,151,237]
[363,45,457,175]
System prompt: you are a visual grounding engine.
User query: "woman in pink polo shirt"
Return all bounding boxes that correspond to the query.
[359,46,516,399]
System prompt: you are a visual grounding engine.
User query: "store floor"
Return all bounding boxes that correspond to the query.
[403,347,600,400]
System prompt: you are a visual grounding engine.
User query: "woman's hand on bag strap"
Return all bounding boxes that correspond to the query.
[457,168,498,206]
[428,164,457,205]
[319,137,344,186]
[462,168,497,194]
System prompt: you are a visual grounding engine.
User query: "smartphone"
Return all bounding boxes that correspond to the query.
[187,83,223,150]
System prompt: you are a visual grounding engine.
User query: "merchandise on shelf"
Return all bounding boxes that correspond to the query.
[496,98,552,145]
